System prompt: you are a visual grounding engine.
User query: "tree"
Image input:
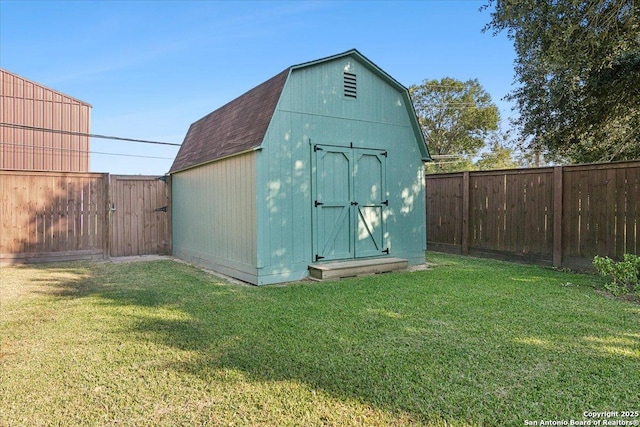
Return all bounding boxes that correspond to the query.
[483,0,640,163]
[409,77,500,173]
[475,131,523,170]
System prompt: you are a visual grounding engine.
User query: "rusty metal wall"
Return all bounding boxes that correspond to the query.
[0,69,91,172]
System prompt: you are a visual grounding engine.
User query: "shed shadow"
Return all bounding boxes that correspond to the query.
[5,259,638,425]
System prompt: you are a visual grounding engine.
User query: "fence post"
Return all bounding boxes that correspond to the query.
[462,171,470,255]
[553,166,563,267]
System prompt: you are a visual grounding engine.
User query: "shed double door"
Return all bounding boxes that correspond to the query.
[312,144,388,262]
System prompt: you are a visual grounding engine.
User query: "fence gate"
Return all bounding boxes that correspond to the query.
[109,175,171,257]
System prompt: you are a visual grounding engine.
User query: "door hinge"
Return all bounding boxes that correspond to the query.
[382,248,390,254]
[351,201,359,206]
[381,200,388,206]
[314,145,323,152]
[314,200,324,207]
[155,206,168,212]
[381,151,388,157]
[315,255,325,262]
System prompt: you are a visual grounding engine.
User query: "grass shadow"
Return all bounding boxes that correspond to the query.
[2,255,639,425]
[103,259,640,424]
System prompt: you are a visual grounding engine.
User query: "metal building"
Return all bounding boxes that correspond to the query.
[169,49,431,285]
[0,68,91,172]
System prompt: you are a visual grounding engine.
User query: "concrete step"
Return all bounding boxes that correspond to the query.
[308,257,408,280]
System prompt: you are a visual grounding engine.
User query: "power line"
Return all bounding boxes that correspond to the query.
[410,84,482,90]
[431,154,463,159]
[428,160,467,165]
[413,103,500,110]
[0,123,182,146]
[431,104,496,109]
[0,141,173,160]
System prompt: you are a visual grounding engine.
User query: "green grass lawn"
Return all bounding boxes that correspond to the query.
[1,253,638,426]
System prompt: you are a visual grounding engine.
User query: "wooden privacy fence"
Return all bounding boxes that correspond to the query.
[426,161,640,269]
[0,170,170,264]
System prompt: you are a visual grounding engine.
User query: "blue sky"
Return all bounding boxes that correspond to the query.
[0,0,516,175]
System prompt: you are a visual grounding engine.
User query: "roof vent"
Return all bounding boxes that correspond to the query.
[343,72,357,99]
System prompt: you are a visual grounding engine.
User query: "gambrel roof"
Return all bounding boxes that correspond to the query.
[169,49,429,173]
[169,68,289,173]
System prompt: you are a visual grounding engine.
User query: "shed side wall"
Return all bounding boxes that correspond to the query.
[171,152,258,283]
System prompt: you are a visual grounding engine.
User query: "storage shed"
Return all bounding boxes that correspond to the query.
[170,49,431,285]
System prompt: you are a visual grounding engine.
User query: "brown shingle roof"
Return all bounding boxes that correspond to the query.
[170,49,430,172]
[169,67,290,173]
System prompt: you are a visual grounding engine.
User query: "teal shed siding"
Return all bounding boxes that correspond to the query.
[254,54,427,284]
[172,152,258,283]
[170,50,429,285]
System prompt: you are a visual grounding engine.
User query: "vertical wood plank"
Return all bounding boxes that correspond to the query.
[581,168,594,258]
[124,178,129,255]
[67,178,76,252]
[604,168,616,257]
[44,175,54,252]
[147,179,156,254]
[0,174,8,253]
[553,166,563,267]
[84,176,90,251]
[134,180,143,255]
[36,176,46,253]
[461,171,469,255]
[52,176,61,253]
[119,179,127,256]
[627,168,640,255]
[102,174,109,258]
[512,172,523,254]
[109,176,118,257]
[27,175,37,253]
[75,178,84,250]
[89,176,95,250]
[567,168,580,259]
